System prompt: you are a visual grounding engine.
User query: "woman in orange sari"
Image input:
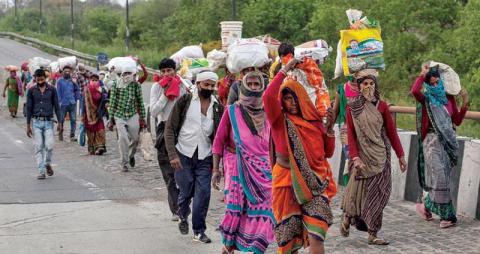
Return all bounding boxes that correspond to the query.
[263,59,337,254]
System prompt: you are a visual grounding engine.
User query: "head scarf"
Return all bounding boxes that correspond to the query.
[349,70,380,117]
[196,71,219,83]
[237,71,266,135]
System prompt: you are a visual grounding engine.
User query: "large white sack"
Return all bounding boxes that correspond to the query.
[58,56,77,70]
[50,62,59,73]
[171,45,204,69]
[226,38,270,73]
[29,57,51,73]
[334,40,343,79]
[206,49,227,71]
[429,61,461,95]
[107,57,137,74]
[295,39,331,65]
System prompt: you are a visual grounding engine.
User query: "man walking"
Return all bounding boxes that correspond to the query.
[150,58,187,221]
[108,69,146,172]
[26,69,63,180]
[164,71,223,243]
[56,65,80,142]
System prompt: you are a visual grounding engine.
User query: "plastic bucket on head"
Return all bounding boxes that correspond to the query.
[220,21,243,50]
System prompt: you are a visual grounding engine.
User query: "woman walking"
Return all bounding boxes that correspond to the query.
[264,59,337,254]
[212,71,275,254]
[2,67,24,117]
[340,69,407,245]
[412,65,469,228]
[83,74,108,155]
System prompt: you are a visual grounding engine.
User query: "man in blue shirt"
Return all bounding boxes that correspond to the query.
[56,65,80,142]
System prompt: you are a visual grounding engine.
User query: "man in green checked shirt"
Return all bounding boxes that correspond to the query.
[108,70,147,172]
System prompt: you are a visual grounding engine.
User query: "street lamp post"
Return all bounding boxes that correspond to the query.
[71,0,74,49]
[231,0,236,20]
[125,0,130,53]
[39,0,43,33]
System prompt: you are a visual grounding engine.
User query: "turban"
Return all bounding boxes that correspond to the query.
[196,71,218,83]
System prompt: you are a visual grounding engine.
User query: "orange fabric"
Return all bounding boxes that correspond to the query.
[272,163,332,254]
[281,54,330,116]
[278,80,337,202]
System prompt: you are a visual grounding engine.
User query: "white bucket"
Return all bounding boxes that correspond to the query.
[220,21,243,50]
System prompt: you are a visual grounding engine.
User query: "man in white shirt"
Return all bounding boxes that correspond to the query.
[150,58,187,222]
[164,71,224,244]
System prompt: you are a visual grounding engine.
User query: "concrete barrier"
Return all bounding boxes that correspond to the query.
[328,129,480,219]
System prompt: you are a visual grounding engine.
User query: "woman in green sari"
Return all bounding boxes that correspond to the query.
[2,69,24,117]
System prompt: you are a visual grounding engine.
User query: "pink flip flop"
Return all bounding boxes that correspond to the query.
[416,203,433,221]
[440,220,456,229]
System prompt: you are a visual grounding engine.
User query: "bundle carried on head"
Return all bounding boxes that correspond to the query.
[170,45,205,69]
[426,61,461,95]
[226,38,270,73]
[334,9,384,79]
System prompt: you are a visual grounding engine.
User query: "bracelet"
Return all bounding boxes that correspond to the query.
[279,69,287,76]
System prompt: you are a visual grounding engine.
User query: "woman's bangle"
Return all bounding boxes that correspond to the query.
[212,168,220,173]
[326,129,335,137]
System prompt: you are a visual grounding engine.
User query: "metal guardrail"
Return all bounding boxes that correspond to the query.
[390,106,480,121]
[0,31,159,75]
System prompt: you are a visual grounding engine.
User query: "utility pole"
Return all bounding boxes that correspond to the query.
[14,0,17,22]
[71,0,74,49]
[125,0,130,53]
[39,0,43,33]
[231,0,236,20]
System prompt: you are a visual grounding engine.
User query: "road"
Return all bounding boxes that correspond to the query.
[0,37,479,254]
[0,37,222,254]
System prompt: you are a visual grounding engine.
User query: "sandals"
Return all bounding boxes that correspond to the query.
[340,217,350,237]
[440,220,456,229]
[416,203,433,221]
[368,235,390,245]
[222,246,233,254]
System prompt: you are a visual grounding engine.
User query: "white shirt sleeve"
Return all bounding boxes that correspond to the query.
[149,84,168,118]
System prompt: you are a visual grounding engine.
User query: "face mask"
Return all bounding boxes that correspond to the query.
[10,72,16,77]
[361,86,376,102]
[122,75,134,85]
[37,81,46,87]
[199,88,213,98]
[63,73,71,79]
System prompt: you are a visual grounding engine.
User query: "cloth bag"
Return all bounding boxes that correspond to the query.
[140,129,155,161]
[78,123,86,147]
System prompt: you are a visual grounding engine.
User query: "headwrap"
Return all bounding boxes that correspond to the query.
[196,71,219,83]
[349,72,380,118]
[237,71,266,135]
[423,79,448,107]
[21,62,29,71]
[279,80,335,204]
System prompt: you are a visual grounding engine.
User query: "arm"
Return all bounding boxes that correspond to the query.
[226,82,239,105]
[73,81,81,101]
[138,63,148,84]
[411,75,425,103]
[56,80,63,104]
[450,96,468,126]
[149,84,169,118]
[212,110,232,170]
[108,85,117,120]
[26,88,34,125]
[346,106,359,159]
[164,96,185,161]
[332,91,340,124]
[383,102,404,158]
[323,133,336,158]
[52,87,62,123]
[263,71,287,125]
[136,83,146,120]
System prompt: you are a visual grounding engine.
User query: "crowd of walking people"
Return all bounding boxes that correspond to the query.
[2,19,471,254]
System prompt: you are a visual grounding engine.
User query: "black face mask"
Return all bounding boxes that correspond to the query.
[63,73,71,79]
[199,88,213,98]
[37,81,46,87]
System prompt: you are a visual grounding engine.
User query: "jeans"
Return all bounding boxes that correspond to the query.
[61,103,77,137]
[115,114,140,167]
[175,150,212,235]
[33,120,54,174]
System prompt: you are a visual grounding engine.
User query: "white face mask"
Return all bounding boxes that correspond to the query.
[361,85,376,102]
[117,74,134,88]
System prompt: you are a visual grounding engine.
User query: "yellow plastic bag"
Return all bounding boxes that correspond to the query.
[340,28,384,76]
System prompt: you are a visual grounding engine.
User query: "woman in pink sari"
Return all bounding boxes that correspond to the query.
[212,71,275,254]
[83,74,107,155]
